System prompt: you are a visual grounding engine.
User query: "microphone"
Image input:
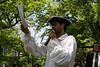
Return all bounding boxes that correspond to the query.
[44,37,51,46]
[44,30,55,46]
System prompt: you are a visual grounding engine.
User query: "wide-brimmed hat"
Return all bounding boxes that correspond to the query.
[48,16,72,26]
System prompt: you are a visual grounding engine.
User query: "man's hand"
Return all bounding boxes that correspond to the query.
[21,24,29,34]
[49,30,57,40]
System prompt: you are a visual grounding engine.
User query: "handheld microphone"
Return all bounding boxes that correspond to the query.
[44,30,55,46]
[44,37,51,46]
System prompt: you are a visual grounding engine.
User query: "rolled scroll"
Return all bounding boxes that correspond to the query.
[18,5,29,28]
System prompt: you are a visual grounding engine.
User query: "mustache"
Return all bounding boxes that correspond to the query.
[52,28,58,35]
[52,28,56,31]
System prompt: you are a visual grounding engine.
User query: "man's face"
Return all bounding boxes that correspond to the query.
[51,22,63,36]
[94,44,100,53]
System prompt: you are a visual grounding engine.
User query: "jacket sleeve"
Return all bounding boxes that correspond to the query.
[50,36,77,65]
[85,54,93,67]
[22,34,47,57]
[85,55,89,67]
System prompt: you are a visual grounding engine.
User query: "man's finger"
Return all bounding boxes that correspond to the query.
[52,31,54,33]
[21,24,24,28]
[52,30,55,33]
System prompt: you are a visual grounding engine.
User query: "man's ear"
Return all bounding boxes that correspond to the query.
[61,23,65,28]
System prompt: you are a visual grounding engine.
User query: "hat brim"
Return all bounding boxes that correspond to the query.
[48,16,72,26]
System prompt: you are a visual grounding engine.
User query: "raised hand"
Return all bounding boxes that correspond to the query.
[49,30,57,40]
[21,24,29,34]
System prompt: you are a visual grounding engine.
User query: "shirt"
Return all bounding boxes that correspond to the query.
[22,33,77,67]
[92,52,100,67]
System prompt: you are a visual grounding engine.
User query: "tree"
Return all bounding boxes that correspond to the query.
[0,0,47,66]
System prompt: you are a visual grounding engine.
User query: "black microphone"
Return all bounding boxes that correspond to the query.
[44,37,51,46]
[44,30,55,46]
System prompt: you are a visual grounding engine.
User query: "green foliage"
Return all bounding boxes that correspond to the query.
[35,57,46,67]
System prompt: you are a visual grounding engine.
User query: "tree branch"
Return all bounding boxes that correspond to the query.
[0,13,21,30]
[0,0,7,4]
[6,12,11,25]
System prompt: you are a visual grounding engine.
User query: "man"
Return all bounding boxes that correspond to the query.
[85,43,100,67]
[21,16,77,67]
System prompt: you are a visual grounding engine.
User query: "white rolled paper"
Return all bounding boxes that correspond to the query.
[18,5,29,28]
